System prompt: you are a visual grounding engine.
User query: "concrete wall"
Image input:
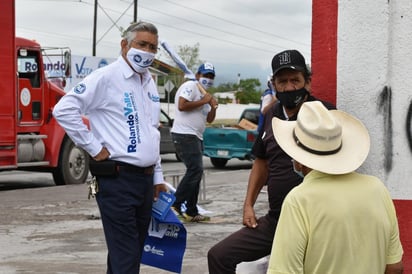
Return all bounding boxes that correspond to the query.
[312,0,411,270]
[337,1,412,198]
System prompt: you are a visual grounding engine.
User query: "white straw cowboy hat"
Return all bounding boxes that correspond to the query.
[272,101,370,174]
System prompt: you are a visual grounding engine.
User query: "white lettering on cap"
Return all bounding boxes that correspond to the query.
[279,52,291,65]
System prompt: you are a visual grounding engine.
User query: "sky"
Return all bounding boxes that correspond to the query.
[15,0,312,88]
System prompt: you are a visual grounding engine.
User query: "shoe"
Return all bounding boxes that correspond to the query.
[171,206,186,222]
[171,206,182,216]
[182,213,211,223]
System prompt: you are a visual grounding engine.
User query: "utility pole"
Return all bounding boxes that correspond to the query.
[133,0,138,22]
[92,0,137,55]
[92,0,98,56]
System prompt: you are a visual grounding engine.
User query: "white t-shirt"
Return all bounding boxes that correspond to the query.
[171,80,211,140]
[53,56,164,184]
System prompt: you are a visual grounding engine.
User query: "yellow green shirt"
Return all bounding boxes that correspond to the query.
[267,170,403,274]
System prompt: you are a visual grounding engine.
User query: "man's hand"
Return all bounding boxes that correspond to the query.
[209,97,218,109]
[243,205,258,228]
[93,147,110,161]
[201,93,213,104]
[153,183,168,201]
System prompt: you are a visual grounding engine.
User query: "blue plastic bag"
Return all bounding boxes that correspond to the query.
[141,206,187,273]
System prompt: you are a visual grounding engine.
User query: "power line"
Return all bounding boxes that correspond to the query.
[17,27,119,50]
[150,19,275,53]
[96,1,134,44]
[140,4,290,52]
[95,1,308,55]
[160,0,310,47]
[16,0,310,57]
[86,2,277,53]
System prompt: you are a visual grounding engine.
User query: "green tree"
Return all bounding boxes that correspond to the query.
[208,82,237,94]
[178,43,203,74]
[235,78,262,104]
[209,78,263,104]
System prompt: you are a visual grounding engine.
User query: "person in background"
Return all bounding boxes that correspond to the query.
[257,77,277,132]
[53,21,167,273]
[207,49,335,273]
[170,62,218,222]
[268,101,403,274]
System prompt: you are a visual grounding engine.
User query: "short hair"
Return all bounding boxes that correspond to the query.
[122,21,158,44]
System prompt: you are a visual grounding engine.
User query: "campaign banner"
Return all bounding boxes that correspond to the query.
[43,54,167,97]
[64,55,115,92]
[141,210,187,273]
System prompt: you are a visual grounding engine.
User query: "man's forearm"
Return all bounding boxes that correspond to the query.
[385,261,403,274]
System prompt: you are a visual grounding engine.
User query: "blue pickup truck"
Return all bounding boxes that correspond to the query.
[203,107,260,168]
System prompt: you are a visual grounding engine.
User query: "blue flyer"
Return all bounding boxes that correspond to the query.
[152,191,176,221]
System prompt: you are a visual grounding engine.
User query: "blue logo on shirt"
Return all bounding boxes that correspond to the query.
[182,87,192,97]
[74,83,86,94]
[98,59,109,68]
[148,92,160,102]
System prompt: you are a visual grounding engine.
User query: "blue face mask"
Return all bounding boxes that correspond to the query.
[292,160,304,178]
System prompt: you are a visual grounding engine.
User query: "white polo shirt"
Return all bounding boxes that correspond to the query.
[53,56,164,184]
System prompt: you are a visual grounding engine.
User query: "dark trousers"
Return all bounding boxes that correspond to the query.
[96,171,153,274]
[207,214,277,274]
[171,133,204,216]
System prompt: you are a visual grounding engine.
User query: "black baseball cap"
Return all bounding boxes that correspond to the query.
[271,50,307,76]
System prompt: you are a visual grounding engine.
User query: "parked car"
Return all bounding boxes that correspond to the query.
[203,107,260,168]
[159,109,181,161]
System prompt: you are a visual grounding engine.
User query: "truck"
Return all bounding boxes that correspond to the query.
[0,1,89,185]
[203,107,260,168]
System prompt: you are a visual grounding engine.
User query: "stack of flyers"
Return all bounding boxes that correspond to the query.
[152,191,176,221]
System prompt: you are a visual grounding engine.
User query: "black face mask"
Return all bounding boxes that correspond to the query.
[276,87,309,109]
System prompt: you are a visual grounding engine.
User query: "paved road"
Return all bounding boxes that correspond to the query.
[0,155,269,274]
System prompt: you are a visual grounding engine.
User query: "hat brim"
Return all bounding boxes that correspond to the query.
[198,69,215,75]
[272,110,370,174]
[273,65,306,76]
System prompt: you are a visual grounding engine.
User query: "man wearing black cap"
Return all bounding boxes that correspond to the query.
[207,50,335,273]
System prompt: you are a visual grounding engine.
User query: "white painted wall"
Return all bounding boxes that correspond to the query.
[337,0,412,199]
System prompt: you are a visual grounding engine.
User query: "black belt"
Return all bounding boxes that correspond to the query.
[115,161,154,175]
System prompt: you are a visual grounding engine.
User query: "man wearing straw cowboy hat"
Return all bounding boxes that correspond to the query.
[267,101,404,274]
[208,49,335,273]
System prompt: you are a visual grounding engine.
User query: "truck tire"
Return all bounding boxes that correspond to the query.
[53,138,89,185]
[210,158,228,168]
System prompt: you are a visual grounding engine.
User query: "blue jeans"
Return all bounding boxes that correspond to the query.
[171,133,204,216]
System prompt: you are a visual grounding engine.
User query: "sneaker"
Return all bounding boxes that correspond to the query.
[182,213,211,223]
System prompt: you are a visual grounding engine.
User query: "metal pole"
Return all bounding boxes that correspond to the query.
[133,0,138,22]
[92,0,98,56]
